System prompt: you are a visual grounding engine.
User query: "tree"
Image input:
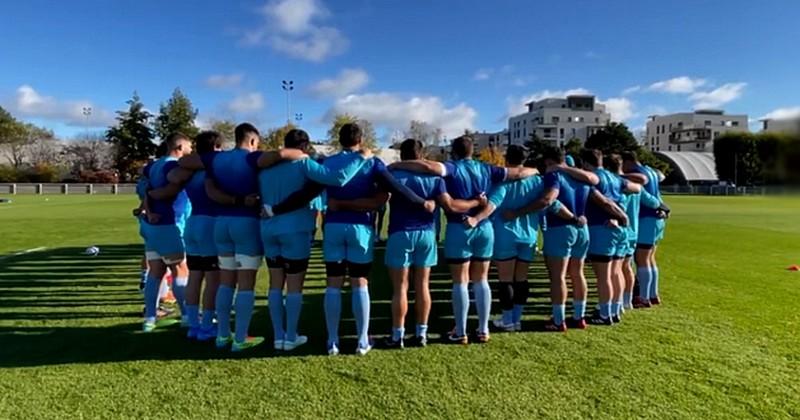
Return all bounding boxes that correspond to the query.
[209,119,236,148]
[327,114,378,151]
[564,138,583,156]
[524,133,550,159]
[262,122,297,150]
[0,106,24,145]
[405,120,443,146]
[1,123,56,168]
[63,134,113,175]
[106,92,156,181]
[585,122,640,154]
[477,145,504,166]
[154,88,199,140]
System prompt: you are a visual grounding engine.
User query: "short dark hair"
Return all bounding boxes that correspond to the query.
[451,135,474,159]
[284,129,310,150]
[195,131,223,155]
[155,141,168,158]
[505,145,526,166]
[606,153,623,173]
[621,150,639,163]
[339,123,362,148]
[400,138,423,160]
[165,132,190,151]
[235,123,259,144]
[580,148,603,167]
[541,145,565,164]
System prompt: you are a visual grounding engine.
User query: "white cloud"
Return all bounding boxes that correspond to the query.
[601,97,636,122]
[648,76,707,94]
[760,106,800,121]
[506,88,592,117]
[8,85,114,127]
[309,68,369,98]
[245,0,348,62]
[473,68,493,81]
[689,82,746,109]
[226,92,264,114]
[326,93,477,139]
[205,74,244,89]
[621,85,641,96]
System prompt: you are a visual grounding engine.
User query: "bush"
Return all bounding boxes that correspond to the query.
[0,165,18,182]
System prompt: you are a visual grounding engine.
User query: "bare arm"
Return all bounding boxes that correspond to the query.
[257,148,308,169]
[590,189,628,226]
[558,166,599,186]
[435,192,482,214]
[178,154,204,170]
[148,167,195,200]
[327,192,390,212]
[204,178,239,206]
[505,187,559,220]
[464,203,496,228]
[623,181,642,194]
[505,166,538,181]
[622,172,649,185]
[388,160,446,176]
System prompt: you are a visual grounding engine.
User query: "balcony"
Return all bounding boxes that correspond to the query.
[669,128,711,144]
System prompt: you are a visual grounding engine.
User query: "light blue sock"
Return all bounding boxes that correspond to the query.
[324,287,342,347]
[611,301,621,317]
[233,290,255,343]
[573,300,586,320]
[351,286,371,349]
[285,292,303,342]
[623,292,633,308]
[215,285,234,338]
[201,309,214,330]
[473,280,491,334]
[451,283,469,337]
[552,304,565,326]
[268,288,285,341]
[502,310,513,325]
[599,301,612,319]
[392,327,405,341]
[186,304,200,328]
[650,266,660,298]
[143,274,161,323]
[617,299,625,315]
[172,276,188,315]
[416,324,428,338]
[637,267,652,300]
[512,305,524,324]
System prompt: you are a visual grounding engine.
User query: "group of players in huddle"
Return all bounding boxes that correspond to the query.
[135,122,669,355]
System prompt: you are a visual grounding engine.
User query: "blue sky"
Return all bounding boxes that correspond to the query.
[2,0,798,143]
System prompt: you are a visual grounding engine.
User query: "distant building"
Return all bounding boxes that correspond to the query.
[761,118,800,134]
[508,95,611,147]
[470,130,509,150]
[311,144,401,163]
[645,110,748,153]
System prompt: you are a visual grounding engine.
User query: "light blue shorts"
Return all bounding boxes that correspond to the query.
[543,225,578,259]
[184,215,217,257]
[493,228,536,262]
[444,222,494,261]
[589,225,627,257]
[214,216,263,256]
[573,225,590,259]
[262,226,312,261]
[323,223,374,264]
[385,230,438,268]
[141,223,185,259]
[638,217,666,246]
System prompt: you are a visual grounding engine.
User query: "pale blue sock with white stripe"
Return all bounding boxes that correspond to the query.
[552,304,566,326]
[650,266,660,298]
[351,286,371,349]
[268,288,285,341]
[215,285,234,339]
[573,300,586,320]
[172,276,188,315]
[233,290,255,343]
[637,267,652,300]
[143,274,161,323]
[285,292,303,342]
[324,287,342,347]
[452,283,469,337]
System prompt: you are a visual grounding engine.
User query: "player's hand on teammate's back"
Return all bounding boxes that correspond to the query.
[463,216,479,229]
[477,193,489,208]
[577,216,587,226]
[502,209,517,221]
[423,200,436,213]
[359,148,373,160]
[244,194,261,207]
[606,218,620,229]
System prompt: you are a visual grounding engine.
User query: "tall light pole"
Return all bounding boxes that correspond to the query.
[294,113,303,123]
[82,106,92,140]
[281,80,294,124]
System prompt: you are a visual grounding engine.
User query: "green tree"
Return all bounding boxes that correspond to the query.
[327,114,378,151]
[262,122,297,150]
[524,133,550,158]
[106,92,156,181]
[564,137,583,156]
[209,119,236,146]
[0,106,24,144]
[154,88,199,140]
[585,122,639,154]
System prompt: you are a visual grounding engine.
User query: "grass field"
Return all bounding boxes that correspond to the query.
[1,194,799,419]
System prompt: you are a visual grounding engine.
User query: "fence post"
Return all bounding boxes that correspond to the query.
[11,184,16,195]
[112,184,119,195]
[37,184,43,195]
[87,184,93,194]
[62,184,68,195]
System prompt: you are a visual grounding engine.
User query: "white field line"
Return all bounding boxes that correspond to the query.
[0,246,48,261]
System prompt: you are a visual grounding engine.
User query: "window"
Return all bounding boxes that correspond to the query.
[732,121,739,126]
[714,131,719,139]
[595,117,599,123]
[677,145,681,151]
[572,128,577,136]
[678,121,683,128]
[668,146,672,151]
[567,116,572,122]
[669,123,672,130]
[523,120,526,125]
[552,116,560,123]
[705,120,712,126]
[523,127,526,137]
[560,128,565,138]
[696,143,701,148]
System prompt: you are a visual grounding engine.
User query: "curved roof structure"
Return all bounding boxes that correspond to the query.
[655,151,717,182]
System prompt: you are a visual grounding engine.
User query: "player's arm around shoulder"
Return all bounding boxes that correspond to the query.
[388,159,447,177]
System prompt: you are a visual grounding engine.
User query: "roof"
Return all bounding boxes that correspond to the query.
[655,151,717,182]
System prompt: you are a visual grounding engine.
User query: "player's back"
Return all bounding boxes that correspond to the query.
[545,171,581,228]
[184,170,217,217]
[490,176,545,242]
[325,152,381,226]
[258,159,316,234]
[624,189,641,238]
[387,169,443,234]
[146,157,181,225]
[634,164,661,218]
[586,168,625,226]
[443,159,505,222]
[208,148,259,218]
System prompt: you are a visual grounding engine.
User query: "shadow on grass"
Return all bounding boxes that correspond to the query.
[0,243,595,367]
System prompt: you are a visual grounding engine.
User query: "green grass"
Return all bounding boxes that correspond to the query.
[1,194,799,419]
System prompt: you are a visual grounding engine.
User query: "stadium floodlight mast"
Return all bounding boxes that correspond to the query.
[281,80,294,123]
[295,113,303,123]
[82,106,92,140]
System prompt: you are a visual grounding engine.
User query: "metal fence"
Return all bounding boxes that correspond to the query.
[660,185,798,195]
[0,183,138,195]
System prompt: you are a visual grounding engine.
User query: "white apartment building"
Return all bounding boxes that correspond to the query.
[762,118,800,134]
[645,110,748,153]
[508,95,611,147]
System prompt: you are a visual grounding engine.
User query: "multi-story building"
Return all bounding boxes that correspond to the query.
[645,110,748,153]
[761,117,800,134]
[508,95,611,147]
[470,130,509,150]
